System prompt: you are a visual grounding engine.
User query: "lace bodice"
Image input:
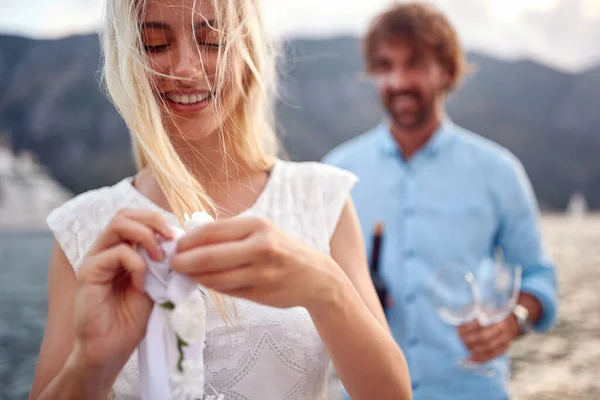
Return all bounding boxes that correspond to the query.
[46,160,357,400]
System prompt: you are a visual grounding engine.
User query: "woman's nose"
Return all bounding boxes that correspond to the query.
[171,42,203,79]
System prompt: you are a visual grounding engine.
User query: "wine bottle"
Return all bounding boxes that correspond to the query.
[370,222,390,311]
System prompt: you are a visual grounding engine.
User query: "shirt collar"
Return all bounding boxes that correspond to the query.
[376,116,456,158]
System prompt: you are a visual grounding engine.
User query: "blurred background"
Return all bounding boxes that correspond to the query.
[0,0,599,399]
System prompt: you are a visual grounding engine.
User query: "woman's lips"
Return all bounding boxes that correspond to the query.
[162,91,213,112]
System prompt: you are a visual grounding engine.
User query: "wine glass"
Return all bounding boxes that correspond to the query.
[431,262,479,327]
[468,257,522,376]
[430,257,522,377]
[476,257,522,327]
[431,261,491,374]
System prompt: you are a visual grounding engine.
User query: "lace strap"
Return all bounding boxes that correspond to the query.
[46,184,123,273]
[272,161,357,253]
[46,204,80,270]
[318,165,358,240]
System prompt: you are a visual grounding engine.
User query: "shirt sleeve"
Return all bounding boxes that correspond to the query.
[494,155,558,332]
[321,148,345,168]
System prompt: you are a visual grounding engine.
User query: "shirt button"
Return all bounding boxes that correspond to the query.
[404,249,415,258]
[405,294,417,304]
[404,208,415,218]
[408,338,420,347]
[412,382,420,391]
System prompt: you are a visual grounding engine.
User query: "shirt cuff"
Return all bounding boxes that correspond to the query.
[520,279,558,332]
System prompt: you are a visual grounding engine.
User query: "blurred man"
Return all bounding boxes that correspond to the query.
[322,3,558,399]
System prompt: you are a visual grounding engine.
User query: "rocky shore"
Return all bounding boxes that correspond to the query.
[509,214,600,399]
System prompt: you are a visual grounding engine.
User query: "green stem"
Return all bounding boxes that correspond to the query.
[177,336,188,373]
[158,301,190,373]
[160,301,175,310]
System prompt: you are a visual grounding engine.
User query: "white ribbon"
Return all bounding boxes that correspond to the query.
[137,212,215,400]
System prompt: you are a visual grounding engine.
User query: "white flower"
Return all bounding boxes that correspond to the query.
[170,359,205,400]
[170,289,207,345]
[184,211,214,231]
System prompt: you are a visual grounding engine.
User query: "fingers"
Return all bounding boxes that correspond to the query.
[467,324,503,354]
[194,266,260,292]
[459,321,513,363]
[193,263,281,294]
[461,322,501,349]
[177,216,271,252]
[172,229,282,276]
[171,240,253,275]
[90,209,173,261]
[458,320,481,336]
[79,244,148,292]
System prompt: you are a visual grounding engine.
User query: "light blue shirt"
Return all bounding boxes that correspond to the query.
[322,119,558,400]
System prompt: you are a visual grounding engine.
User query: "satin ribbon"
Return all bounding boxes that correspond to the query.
[137,219,209,400]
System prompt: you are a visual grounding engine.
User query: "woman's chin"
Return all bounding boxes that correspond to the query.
[167,120,220,143]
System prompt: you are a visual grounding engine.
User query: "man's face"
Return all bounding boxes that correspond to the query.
[369,41,450,131]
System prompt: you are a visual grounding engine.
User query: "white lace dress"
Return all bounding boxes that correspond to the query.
[46,160,357,400]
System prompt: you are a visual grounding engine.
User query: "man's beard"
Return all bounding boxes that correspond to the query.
[385,89,436,132]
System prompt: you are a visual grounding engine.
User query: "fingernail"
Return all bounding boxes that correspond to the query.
[154,246,165,261]
[164,226,175,239]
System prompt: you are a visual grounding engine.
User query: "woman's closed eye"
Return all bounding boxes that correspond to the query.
[144,43,170,53]
[142,31,170,53]
[199,41,221,49]
[142,40,220,53]
[196,32,223,50]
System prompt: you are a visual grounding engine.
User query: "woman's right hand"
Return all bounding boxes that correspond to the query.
[72,208,174,375]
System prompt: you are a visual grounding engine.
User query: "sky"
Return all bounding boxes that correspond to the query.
[1,0,599,72]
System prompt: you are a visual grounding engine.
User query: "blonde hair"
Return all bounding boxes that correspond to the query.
[101,0,280,221]
[101,0,280,318]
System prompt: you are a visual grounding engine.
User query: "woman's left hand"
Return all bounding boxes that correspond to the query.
[171,216,345,310]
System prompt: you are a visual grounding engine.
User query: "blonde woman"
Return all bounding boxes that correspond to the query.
[28,0,411,399]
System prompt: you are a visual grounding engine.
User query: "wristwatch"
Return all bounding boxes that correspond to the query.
[512,304,532,336]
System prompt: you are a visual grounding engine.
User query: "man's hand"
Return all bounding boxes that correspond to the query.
[458,315,520,363]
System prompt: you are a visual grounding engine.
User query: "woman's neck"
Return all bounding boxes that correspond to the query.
[134,133,271,217]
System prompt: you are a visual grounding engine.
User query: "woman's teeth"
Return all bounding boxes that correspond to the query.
[166,93,211,104]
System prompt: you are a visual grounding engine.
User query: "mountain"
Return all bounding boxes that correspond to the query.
[0,34,134,194]
[0,33,599,210]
